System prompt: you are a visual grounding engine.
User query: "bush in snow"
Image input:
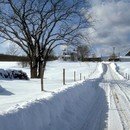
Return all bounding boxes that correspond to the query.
[0,69,29,80]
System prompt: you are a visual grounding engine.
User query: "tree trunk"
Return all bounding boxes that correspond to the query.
[30,60,38,78]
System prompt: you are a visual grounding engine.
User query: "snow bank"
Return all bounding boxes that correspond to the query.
[116,62,130,79]
[110,63,124,80]
[0,61,104,130]
[0,78,104,130]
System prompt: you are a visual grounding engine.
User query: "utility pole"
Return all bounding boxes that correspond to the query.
[112,47,116,60]
[113,47,115,55]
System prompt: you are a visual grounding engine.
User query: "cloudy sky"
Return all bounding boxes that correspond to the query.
[0,0,130,56]
[86,0,130,56]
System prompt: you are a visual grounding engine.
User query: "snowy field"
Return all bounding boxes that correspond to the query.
[0,61,130,130]
[0,61,100,113]
[116,62,130,77]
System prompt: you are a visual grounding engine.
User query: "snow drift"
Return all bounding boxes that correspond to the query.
[0,78,106,130]
[110,63,124,80]
[0,61,105,130]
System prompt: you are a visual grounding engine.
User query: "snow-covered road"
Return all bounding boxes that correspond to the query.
[81,63,130,130]
[89,63,130,130]
[105,63,130,130]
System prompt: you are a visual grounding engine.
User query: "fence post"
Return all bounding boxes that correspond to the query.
[63,68,65,85]
[74,71,76,81]
[80,73,82,80]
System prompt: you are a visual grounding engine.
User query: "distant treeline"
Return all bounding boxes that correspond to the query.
[0,54,29,62]
[0,54,58,62]
[84,57,102,62]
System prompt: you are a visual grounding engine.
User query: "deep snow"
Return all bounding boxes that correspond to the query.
[0,61,104,130]
[0,78,106,130]
[0,61,100,113]
[0,61,130,130]
[116,62,130,78]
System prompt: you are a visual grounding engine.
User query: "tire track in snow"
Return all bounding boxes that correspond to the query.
[80,63,130,130]
[110,86,127,130]
[108,65,130,130]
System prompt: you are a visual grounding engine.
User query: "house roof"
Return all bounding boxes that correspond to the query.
[126,51,130,56]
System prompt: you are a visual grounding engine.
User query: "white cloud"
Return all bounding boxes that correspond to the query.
[86,0,130,56]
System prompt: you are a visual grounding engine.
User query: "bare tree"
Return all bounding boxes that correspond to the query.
[77,45,89,61]
[0,0,91,91]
